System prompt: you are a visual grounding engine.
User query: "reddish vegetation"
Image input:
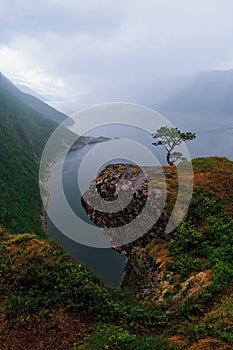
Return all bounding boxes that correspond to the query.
[0,231,93,349]
[189,338,231,350]
[193,157,233,215]
[0,310,92,350]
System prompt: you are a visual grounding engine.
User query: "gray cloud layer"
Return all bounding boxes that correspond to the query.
[1,0,233,112]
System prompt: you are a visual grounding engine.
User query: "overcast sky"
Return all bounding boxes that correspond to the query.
[1,0,233,112]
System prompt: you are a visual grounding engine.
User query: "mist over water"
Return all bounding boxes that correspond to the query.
[161,110,233,160]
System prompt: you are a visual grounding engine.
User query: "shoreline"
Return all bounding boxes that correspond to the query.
[40,136,112,235]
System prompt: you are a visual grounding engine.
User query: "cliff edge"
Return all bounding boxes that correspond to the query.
[82,157,233,304]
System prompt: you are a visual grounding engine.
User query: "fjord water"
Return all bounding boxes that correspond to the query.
[48,115,233,286]
[48,142,127,287]
[47,124,159,287]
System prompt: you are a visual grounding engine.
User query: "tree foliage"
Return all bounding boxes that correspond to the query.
[152,126,196,165]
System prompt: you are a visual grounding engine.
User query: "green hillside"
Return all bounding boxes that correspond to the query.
[0,86,56,235]
[0,158,233,349]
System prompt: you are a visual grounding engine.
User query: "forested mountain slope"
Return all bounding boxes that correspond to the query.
[0,86,56,234]
[0,72,68,123]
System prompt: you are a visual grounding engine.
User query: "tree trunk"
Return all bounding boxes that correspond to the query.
[167,151,174,166]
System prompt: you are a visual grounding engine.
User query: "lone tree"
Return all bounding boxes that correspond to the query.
[152,126,196,166]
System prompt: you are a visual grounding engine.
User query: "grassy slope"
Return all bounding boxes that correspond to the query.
[0,157,233,349]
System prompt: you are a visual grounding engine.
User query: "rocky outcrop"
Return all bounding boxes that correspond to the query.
[82,163,183,301]
[81,164,174,251]
[81,159,233,303]
[120,247,157,298]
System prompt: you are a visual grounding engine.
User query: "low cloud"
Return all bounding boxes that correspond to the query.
[1,0,233,111]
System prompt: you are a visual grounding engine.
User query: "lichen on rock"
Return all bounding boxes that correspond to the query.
[82,157,233,304]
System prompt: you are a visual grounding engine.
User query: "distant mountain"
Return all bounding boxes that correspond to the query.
[16,83,49,101]
[0,84,56,235]
[16,83,66,105]
[160,70,233,114]
[0,72,68,123]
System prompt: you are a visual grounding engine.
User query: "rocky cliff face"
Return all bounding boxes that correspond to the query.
[81,164,177,250]
[82,157,233,303]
